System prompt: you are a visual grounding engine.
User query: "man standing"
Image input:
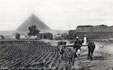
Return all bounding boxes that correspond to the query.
[87,41,95,60]
[73,37,82,57]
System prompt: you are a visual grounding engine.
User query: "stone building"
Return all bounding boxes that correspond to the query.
[68,25,113,39]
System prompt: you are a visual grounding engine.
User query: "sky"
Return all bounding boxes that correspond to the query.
[0,0,113,31]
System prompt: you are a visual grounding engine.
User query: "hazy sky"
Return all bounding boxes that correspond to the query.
[0,0,113,31]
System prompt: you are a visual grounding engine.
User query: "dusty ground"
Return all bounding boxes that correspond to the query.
[41,40,113,70]
[71,42,113,70]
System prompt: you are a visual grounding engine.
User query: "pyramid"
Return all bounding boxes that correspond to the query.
[16,14,51,32]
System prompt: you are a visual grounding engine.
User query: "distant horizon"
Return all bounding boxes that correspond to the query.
[0,22,113,31]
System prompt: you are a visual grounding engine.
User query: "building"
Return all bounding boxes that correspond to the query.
[68,25,113,39]
[38,33,53,40]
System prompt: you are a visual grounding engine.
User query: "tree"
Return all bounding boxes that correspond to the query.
[28,25,40,37]
[0,35,4,39]
[68,30,77,40]
[15,33,20,39]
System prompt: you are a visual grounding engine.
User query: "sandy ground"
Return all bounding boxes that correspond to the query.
[45,40,113,70]
[71,42,113,70]
[41,40,113,70]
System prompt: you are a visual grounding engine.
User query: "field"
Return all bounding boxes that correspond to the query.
[0,41,60,70]
[71,41,113,70]
[0,40,113,70]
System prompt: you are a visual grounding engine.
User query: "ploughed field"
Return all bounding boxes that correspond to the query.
[0,41,113,70]
[0,41,59,69]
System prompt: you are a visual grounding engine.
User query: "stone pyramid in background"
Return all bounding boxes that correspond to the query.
[16,14,51,32]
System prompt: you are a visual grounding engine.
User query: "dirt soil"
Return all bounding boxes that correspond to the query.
[71,42,113,70]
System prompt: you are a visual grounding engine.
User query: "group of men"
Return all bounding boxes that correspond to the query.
[57,37,96,61]
[73,37,95,60]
